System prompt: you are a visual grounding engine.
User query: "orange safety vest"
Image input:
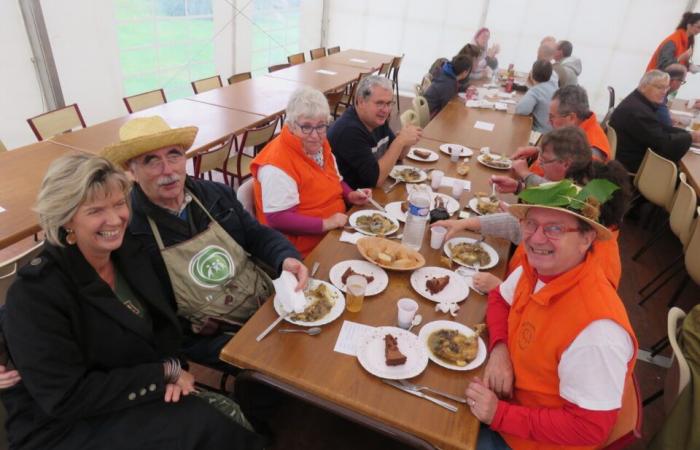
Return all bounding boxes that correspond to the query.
[647,28,690,70]
[250,125,346,257]
[502,252,638,450]
[507,228,621,289]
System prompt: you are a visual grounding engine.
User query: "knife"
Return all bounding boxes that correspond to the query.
[357,189,386,213]
[381,379,458,412]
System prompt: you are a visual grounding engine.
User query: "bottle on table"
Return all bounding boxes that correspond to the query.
[505,63,515,93]
[401,191,431,250]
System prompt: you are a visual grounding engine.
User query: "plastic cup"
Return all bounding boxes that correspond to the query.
[451,146,461,162]
[431,170,444,190]
[430,226,447,250]
[451,179,465,199]
[345,275,367,313]
[397,298,418,329]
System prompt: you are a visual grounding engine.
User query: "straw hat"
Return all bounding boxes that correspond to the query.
[507,179,619,241]
[101,116,198,168]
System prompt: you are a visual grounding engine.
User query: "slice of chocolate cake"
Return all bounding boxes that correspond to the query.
[426,275,449,295]
[413,149,430,159]
[341,267,375,285]
[384,334,407,366]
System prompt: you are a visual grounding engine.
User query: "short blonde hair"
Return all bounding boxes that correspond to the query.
[36,154,132,246]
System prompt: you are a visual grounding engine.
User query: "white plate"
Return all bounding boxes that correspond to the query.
[384,201,408,222]
[349,210,400,236]
[409,267,469,303]
[439,144,473,157]
[273,279,345,327]
[468,197,500,216]
[328,260,389,296]
[477,153,512,170]
[431,192,460,215]
[356,326,429,379]
[407,147,439,162]
[443,237,499,270]
[390,165,428,183]
[418,320,487,371]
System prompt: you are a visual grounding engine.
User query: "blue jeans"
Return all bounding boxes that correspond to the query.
[477,424,511,450]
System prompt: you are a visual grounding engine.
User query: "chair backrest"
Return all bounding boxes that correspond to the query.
[287,52,305,65]
[378,62,392,77]
[669,173,697,247]
[27,104,86,141]
[414,75,431,96]
[268,63,291,73]
[327,46,340,55]
[191,75,223,94]
[227,72,252,85]
[310,47,326,60]
[0,241,45,305]
[400,109,419,127]
[123,89,167,113]
[684,207,700,285]
[195,135,235,176]
[236,178,255,216]
[0,139,7,152]
[325,91,344,117]
[664,307,691,414]
[601,106,615,128]
[239,117,279,150]
[606,125,618,160]
[607,85,616,109]
[347,70,375,106]
[635,148,677,211]
[529,130,542,146]
[601,374,642,449]
[412,95,430,127]
[390,54,404,80]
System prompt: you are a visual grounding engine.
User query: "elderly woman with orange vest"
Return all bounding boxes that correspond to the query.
[647,12,700,71]
[467,179,638,450]
[251,87,371,257]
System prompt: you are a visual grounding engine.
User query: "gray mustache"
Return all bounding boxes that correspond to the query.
[157,174,181,186]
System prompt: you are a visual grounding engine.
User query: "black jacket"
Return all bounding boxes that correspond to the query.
[1,236,181,449]
[424,68,459,117]
[128,176,301,307]
[610,89,691,172]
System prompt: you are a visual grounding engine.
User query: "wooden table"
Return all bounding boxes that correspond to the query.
[265,58,365,93]
[0,142,78,248]
[220,108,529,449]
[187,76,302,118]
[49,99,266,156]
[323,49,397,70]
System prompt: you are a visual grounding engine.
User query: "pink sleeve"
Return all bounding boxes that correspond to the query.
[490,399,619,446]
[341,181,353,201]
[265,207,324,235]
[486,287,511,352]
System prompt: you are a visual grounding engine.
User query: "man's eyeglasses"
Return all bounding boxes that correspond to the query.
[537,151,560,165]
[295,122,328,135]
[140,150,185,172]
[372,100,396,109]
[520,218,580,239]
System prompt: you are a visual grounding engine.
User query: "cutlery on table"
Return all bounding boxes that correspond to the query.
[383,179,401,194]
[381,379,458,412]
[397,379,468,404]
[278,327,322,336]
[357,189,386,213]
[490,182,498,203]
[303,261,321,294]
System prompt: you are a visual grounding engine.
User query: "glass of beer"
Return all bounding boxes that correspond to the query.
[345,275,367,313]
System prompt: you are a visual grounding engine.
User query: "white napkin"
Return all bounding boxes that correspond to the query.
[493,102,508,111]
[474,121,495,132]
[340,231,364,244]
[315,69,337,75]
[349,58,368,63]
[497,91,515,99]
[435,301,460,317]
[272,270,307,313]
[483,83,500,89]
[440,177,472,191]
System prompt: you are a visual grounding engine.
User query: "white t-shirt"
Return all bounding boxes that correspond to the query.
[498,266,634,411]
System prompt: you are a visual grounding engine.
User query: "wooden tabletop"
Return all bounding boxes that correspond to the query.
[187,76,302,117]
[220,107,528,449]
[0,142,78,248]
[49,99,266,156]
[322,49,397,70]
[265,59,365,92]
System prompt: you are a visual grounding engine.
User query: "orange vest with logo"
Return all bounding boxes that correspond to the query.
[502,253,638,450]
[647,28,690,70]
[250,125,346,257]
[507,229,621,289]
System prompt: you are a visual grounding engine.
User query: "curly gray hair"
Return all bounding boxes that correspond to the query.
[355,75,393,104]
[552,85,591,120]
[285,86,330,125]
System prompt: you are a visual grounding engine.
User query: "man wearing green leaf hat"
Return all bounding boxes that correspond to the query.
[465,179,639,450]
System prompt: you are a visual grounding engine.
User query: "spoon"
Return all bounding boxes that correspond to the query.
[278,327,322,336]
[407,314,423,332]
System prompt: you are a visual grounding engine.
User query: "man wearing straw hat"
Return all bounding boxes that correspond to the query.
[102,116,308,371]
[465,180,638,450]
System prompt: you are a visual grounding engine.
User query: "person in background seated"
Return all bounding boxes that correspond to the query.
[552,40,581,87]
[610,69,700,173]
[535,38,560,88]
[424,54,473,117]
[647,12,700,71]
[467,179,638,450]
[102,116,307,373]
[657,64,688,126]
[515,60,556,133]
[328,75,422,189]
[2,154,265,450]
[250,86,371,257]
[469,27,500,80]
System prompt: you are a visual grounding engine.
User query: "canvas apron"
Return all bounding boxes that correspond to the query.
[147,194,273,333]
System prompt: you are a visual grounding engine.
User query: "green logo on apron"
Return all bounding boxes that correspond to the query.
[188,245,235,288]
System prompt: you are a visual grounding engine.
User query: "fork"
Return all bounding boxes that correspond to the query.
[490,182,498,203]
[397,379,468,404]
[383,179,401,194]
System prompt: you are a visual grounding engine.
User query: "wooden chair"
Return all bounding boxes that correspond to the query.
[400,109,419,127]
[27,104,86,141]
[1,241,45,305]
[236,178,255,216]
[191,75,223,94]
[227,72,252,85]
[226,117,279,187]
[327,46,340,55]
[0,139,7,152]
[389,54,404,113]
[600,374,642,449]
[414,75,431,96]
[606,125,618,160]
[663,207,700,307]
[310,47,326,60]
[607,86,616,110]
[287,52,305,65]
[378,62,392,77]
[325,91,344,119]
[268,63,291,73]
[335,69,374,117]
[123,88,167,113]
[193,135,236,185]
[529,130,543,146]
[412,96,430,127]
